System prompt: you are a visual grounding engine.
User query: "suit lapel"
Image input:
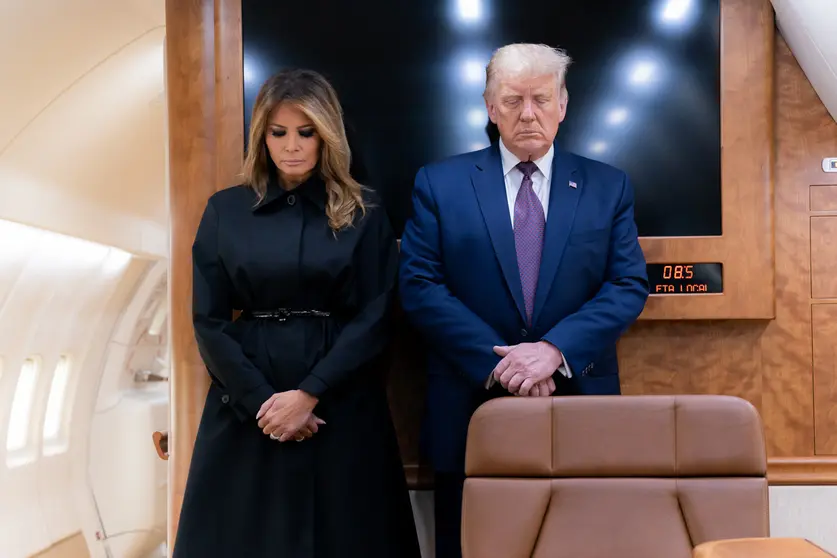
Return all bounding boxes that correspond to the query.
[532,148,581,327]
[471,145,527,323]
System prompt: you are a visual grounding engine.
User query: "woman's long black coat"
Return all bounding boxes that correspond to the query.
[173,175,421,558]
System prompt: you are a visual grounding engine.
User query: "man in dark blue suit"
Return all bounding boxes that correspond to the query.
[398,43,649,557]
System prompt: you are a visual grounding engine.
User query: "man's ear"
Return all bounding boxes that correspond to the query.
[558,87,569,122]
[485,99,498,123]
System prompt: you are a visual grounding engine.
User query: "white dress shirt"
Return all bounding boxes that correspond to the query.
[499,138,554,226]
[485,140,572,390]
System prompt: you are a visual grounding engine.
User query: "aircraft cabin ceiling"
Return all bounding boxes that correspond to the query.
[772,0,837,123]
[0,0,834,258]
[0,0,166,258]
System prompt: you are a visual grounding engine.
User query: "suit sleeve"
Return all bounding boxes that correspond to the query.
[297,204,398,397]
[398,167,507,388]
[541,173,649,372]
[192,198,275,421]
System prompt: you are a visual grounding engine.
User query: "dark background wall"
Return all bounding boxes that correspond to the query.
[241,0,722,237]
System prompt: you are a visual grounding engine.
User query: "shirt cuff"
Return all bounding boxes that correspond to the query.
[558,354,572,378]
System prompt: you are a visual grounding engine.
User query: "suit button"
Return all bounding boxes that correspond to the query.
[520,329,528,337]
[221,394,230,404]
[287,194,296,206]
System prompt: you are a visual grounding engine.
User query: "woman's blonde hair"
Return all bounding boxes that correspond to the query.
[242,68,366,230]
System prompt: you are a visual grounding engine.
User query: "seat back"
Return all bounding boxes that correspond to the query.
[462,395,769,558]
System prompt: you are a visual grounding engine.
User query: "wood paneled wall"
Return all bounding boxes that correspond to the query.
[619,35,837,483]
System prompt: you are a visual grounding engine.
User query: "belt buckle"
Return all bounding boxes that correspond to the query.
[275,309,289,322]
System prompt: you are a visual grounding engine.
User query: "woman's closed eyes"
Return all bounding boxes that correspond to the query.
[269,127,316,138]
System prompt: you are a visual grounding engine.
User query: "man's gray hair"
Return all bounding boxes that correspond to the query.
[483,43,572,100]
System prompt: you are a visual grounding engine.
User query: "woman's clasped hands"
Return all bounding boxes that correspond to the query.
[256,390,325,442]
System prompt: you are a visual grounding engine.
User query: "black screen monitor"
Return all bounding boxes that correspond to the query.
[242,0,722,238]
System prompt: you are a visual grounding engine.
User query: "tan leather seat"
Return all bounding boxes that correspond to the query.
[693,537,834,557]
[462,395,769,558]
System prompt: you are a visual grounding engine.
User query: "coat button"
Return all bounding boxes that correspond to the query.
[520,329,528,337]
[287,194,296,206]
[221,394,230,404]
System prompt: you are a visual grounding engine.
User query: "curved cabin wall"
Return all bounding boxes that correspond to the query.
[0,220,147,557]
[165,0,837,545]
[0,1,169,555]
[771,0,837,124]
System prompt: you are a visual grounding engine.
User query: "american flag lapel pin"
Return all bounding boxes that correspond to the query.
[569,180,577,189]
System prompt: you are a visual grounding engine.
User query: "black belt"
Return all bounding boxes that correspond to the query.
[243,309,331,322]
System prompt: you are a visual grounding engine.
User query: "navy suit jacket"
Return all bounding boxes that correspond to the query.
[398,141,649,472]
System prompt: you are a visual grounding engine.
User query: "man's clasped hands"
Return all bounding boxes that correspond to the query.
[492,341,564,397]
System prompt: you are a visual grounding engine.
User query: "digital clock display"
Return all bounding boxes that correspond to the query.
[647,263,723,294]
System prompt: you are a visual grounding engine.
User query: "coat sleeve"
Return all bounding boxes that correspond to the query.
[192,198,275,421]
[397,167,507,388]
[541,173,649,372]
[297,203,398,397]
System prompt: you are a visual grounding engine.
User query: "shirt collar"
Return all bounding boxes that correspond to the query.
[498,138,554,182]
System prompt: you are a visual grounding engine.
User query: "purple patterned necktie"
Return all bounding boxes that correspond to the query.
[514,161,545,326]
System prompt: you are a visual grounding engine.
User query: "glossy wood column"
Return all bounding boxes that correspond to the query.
[165,0,243,549]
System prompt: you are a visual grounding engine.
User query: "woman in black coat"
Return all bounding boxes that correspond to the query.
[172,68,421,558]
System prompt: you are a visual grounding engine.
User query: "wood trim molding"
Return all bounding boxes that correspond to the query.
[407,459,837,491]
[214,0,244,186]
[768,457,837,485]
[639,0,775,320]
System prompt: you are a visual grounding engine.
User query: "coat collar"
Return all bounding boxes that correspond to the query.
[252,169,328,212]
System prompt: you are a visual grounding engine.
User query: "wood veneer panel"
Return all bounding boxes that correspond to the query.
[619,320,765,413]
[763,33,837,459]
[810,185,837,212]
[215,0,244,187]
[810,217,837,299]
[812,305,837,455]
